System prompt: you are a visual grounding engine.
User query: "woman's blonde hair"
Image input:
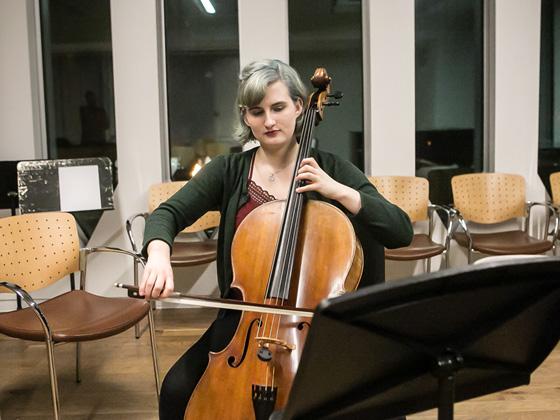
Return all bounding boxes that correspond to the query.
[234,59,307,144]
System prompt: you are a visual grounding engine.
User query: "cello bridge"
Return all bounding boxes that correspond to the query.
[255,336,295,351]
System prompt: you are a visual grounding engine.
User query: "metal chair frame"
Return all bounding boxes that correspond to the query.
[369,176,453,273]
[426,203,454,271]
[449,201,556,264]
[0,246,160,420]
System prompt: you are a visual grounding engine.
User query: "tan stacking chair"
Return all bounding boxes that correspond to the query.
[450,173,555,263]
[126,181,220,336]
[368,176,453,272]
[127,181,220,267]
[0,212,160,420]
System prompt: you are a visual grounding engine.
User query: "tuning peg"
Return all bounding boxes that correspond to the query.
[327,91,343,99]
[323,100,340,107]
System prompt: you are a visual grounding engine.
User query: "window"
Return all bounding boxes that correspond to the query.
[39,0,116,236]
[289,0,364,169]
[538,0,560,195]
[164,0,240,181]
[415,0,484,205]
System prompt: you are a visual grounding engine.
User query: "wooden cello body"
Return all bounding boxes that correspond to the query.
[185,68,363,420]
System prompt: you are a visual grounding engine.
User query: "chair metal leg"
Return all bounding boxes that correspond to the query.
[147,307,161,401]
[426,257,432,273]
[45,337,61,420]
[468,248,473,264]
[134,259,141,339]
[75,342,81,383]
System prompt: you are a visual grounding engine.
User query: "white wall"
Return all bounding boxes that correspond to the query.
[0,0,43,160]
[81,0,166,297]
[238,0,289,67]
[364,0,416,177]
[493,0,545,203]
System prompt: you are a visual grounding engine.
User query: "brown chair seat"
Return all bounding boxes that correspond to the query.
[454,230,553,255]
[170,239,218,267]
[0,290,150,343]
[385,234,445,260]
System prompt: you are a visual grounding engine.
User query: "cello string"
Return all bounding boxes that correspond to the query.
[259,90,321,344]
[276,106,315,304]
[274,108,313,301]
[257,122,309,340]
[263,107,312,341]
[269,105,316,341]
[271,363,276,391]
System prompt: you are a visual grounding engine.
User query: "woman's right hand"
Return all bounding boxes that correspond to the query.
[139,240,174,299]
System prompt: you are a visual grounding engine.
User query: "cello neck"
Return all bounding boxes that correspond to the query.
[264,68,333,301]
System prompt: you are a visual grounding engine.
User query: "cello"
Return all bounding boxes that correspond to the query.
[184,68,364,420]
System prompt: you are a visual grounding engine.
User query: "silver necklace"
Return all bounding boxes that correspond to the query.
[268,169,283,183]
[256,151,294,183]
[267,162,294,182]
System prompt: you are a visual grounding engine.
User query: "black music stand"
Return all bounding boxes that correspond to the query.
[17,157,114,213]
[278,257,560,420]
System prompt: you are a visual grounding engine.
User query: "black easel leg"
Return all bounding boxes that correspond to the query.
[438,373,455,420]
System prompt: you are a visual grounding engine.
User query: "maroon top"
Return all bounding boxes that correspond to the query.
[235,156,276,229]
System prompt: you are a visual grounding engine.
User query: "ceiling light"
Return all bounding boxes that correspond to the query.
[200,0,216,14]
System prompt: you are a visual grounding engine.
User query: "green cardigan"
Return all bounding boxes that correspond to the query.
[142,147,413,296]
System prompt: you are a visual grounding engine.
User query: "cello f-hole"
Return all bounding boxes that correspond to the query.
[227,318,262,368]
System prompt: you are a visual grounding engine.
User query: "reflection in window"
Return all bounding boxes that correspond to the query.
[538,0,560,195]
[289,0,364,169]
[164,0,240,181]
[415,0,483,205]
[39,0,116,237]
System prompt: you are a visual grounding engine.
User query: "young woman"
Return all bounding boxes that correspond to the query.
[140,59,413,419]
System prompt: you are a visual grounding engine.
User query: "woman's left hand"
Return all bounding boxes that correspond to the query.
[295,157,341,200]
[295,157,361,214]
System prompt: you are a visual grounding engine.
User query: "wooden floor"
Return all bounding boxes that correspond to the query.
[1,308,560,419]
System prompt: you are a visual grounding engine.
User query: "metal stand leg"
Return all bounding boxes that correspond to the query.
[147,307,161,401]
[427,257,432,273]
[46,338,61,420]
[434,350,463,420]
[437,373,455,420]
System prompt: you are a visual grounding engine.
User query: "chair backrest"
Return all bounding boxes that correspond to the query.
[451,173,525,224]
[148,181,220,233]
[550,172,560,206]
[0,212,80,293]
[368,176,429,222]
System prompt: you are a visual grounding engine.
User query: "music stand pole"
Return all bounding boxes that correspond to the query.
[435,350,463,420]
[7,191,17,216]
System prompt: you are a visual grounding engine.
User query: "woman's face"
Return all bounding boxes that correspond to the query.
[243,80,303,149]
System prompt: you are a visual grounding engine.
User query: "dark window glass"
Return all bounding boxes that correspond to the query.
[39,0,116,236]
[289,0,364,170]
[538,0,560,195]
[164,0,240,181]
[415,0,484,205]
